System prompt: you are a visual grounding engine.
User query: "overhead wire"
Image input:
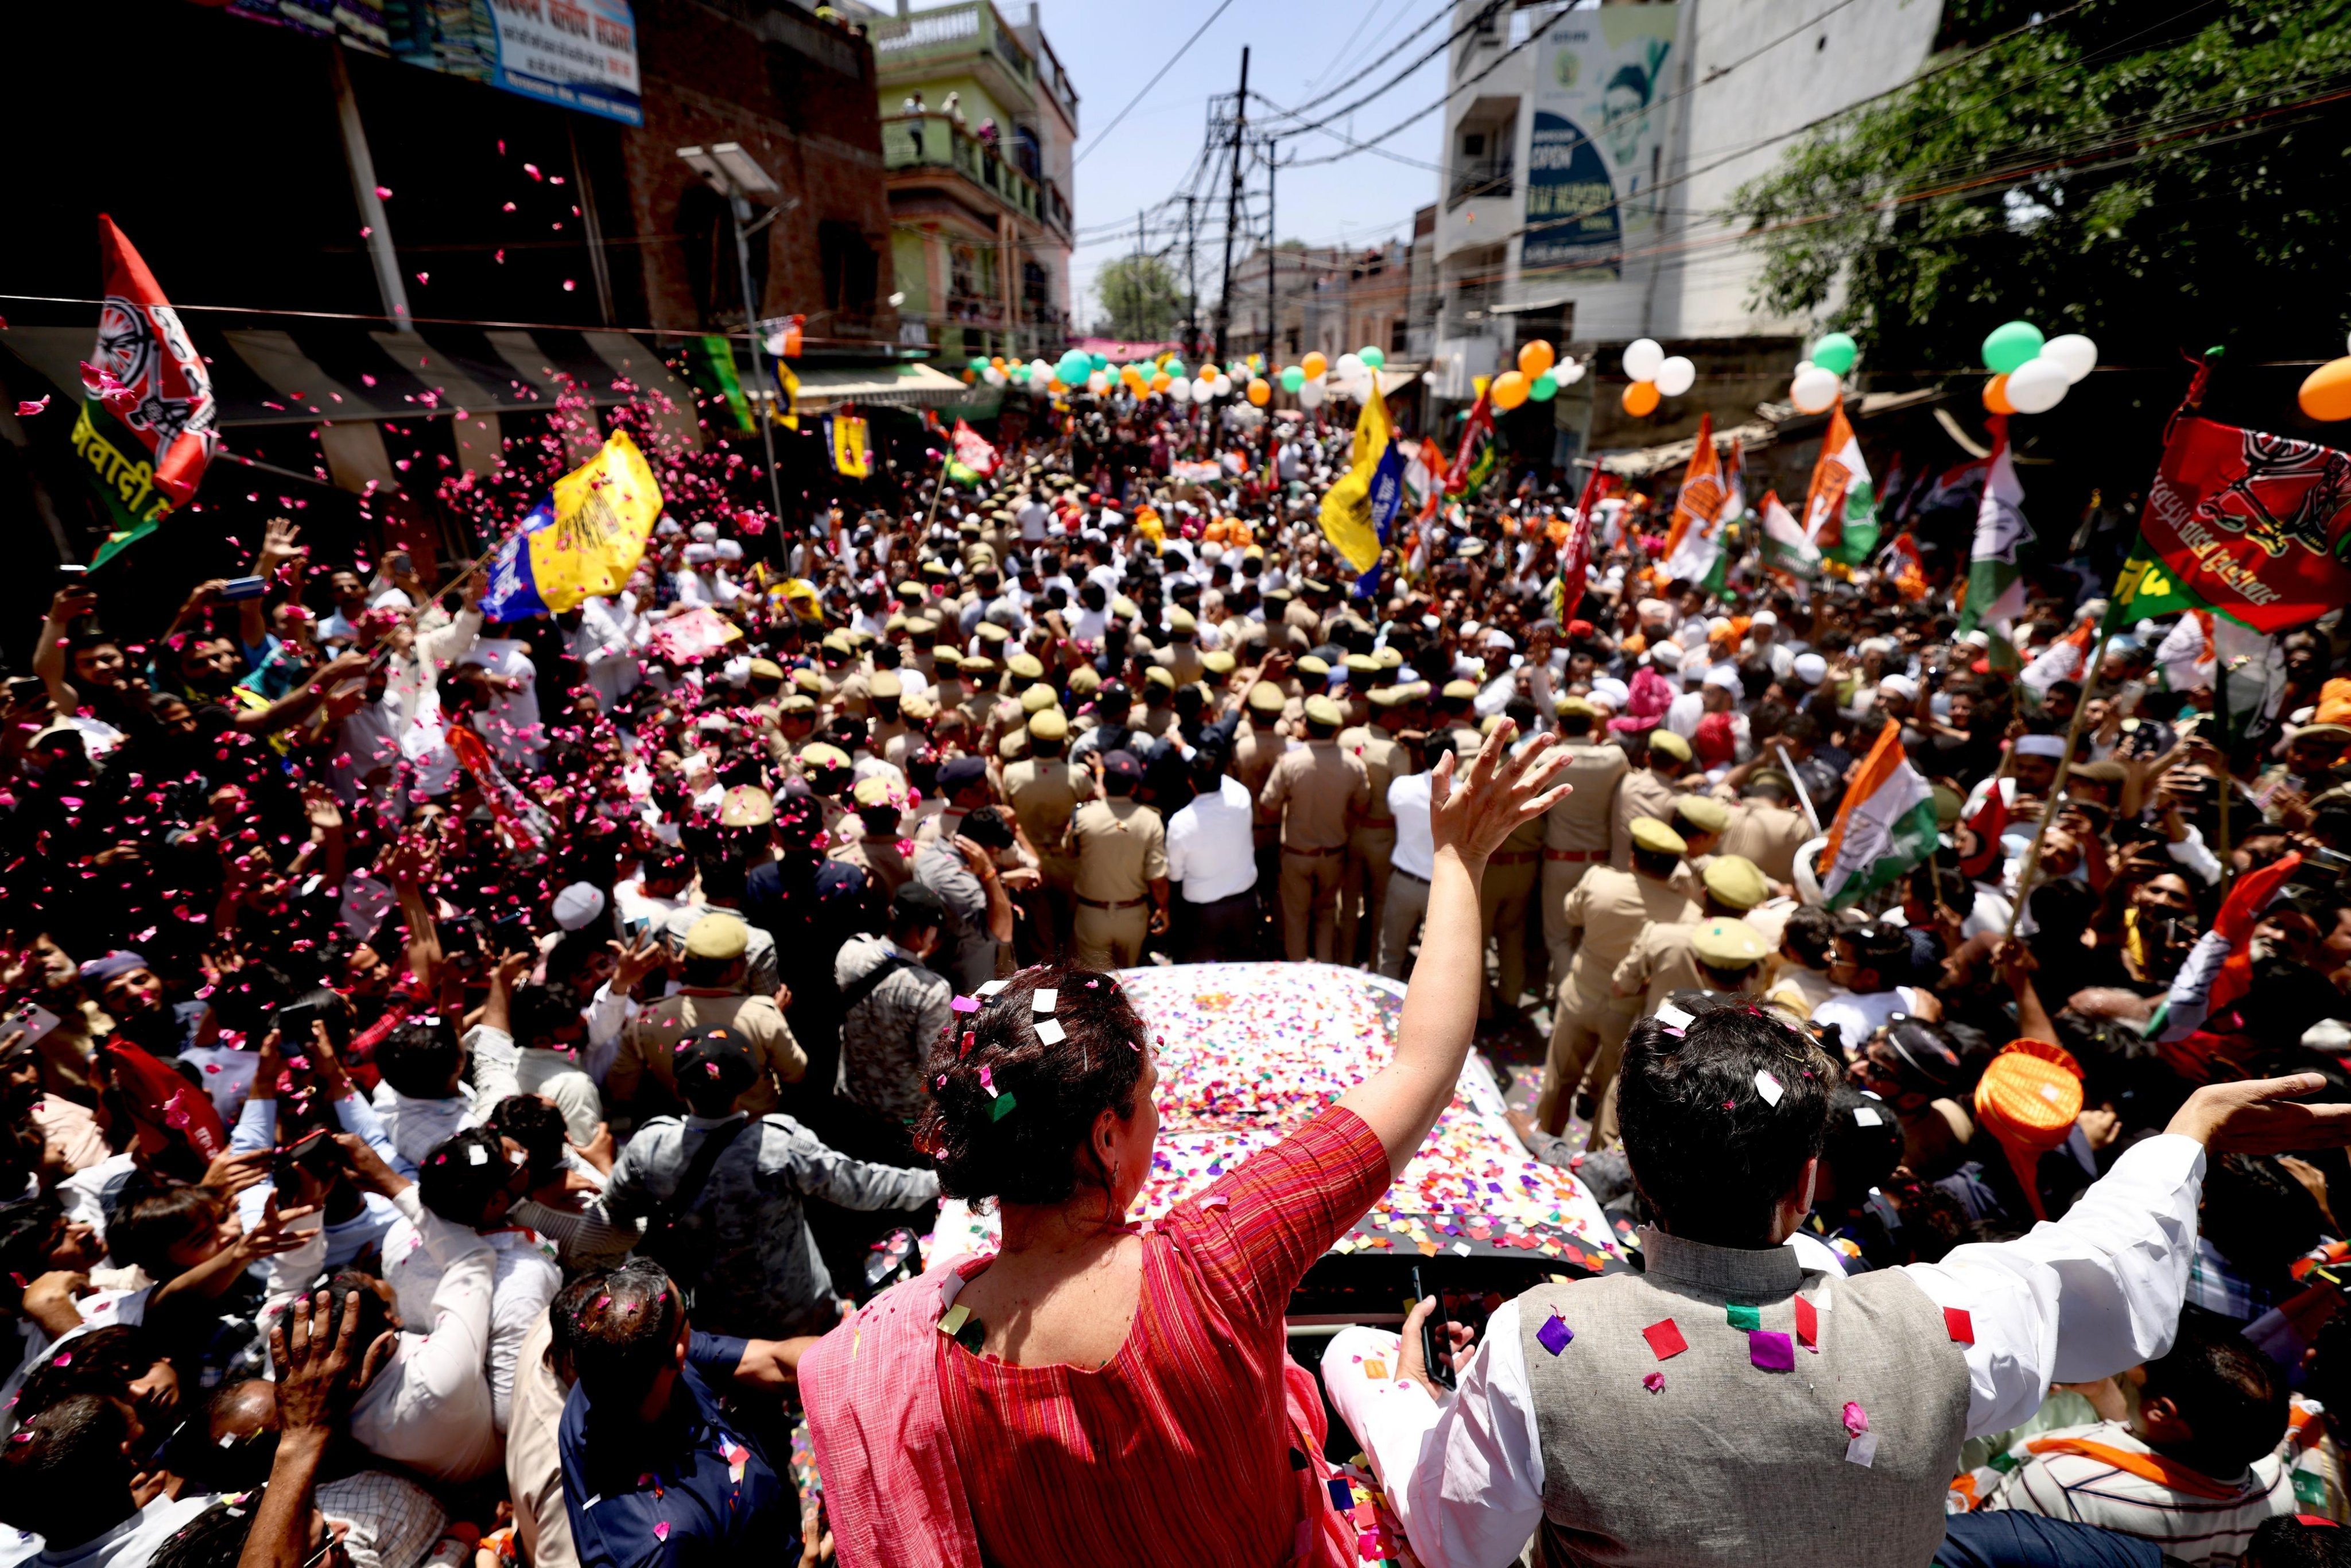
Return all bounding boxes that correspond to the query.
[1073,0,1237,166]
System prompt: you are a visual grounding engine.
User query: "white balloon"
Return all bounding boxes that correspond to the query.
[1558,359,1586,385]
[1794,359,1816,378]
[1167,376,1193,403]
[1654,355,1697,397]
[1789,367,1841,414]
[2041,333,2098,385]
[983,367,1006,387]
[1030,359,1052,381]
[1213,375,1232,398]
[1622,337,1666,382]
[1087,370,1111,394]
[1297,375,1326,410]
[1333,352,1363,379]
[2005,356,2070,414]
[1193,377,1216,401]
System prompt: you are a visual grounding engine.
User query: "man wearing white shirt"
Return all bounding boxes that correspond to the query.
[1376,740,1444,979]
[464,634,544,772]
[1326,999,2351,1568]
[1164,747,1258,962]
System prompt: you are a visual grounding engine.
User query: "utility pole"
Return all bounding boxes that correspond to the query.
[1135,207,1146,340]
[1264,139,1278,369]
[1212,46,1248,365]
[1184,194,1198,357]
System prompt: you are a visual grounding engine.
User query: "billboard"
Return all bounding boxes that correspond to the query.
[193,0,642,126]
[1521,6,1678,281]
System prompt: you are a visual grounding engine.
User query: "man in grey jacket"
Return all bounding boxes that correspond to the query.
[594,1026,937,1340]
[832,882,955,1166]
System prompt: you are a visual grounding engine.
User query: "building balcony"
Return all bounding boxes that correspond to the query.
[869,0,1036,114]
[882,112,1043,227]
[1447,158,1514,210]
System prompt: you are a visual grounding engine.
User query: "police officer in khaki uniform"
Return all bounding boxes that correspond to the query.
[1480,760,1546,1023]
[1260,693,1371,961]
[1541,698,1628,991]
[1336,685,1409,968]
[1593,903,1770,1145]
[1155,607,1206,688]
[1282,655,1332,732]
[1135,666,1180,739]
[1232,680,1290,899]
[1066,750,1170,969]
[1537,817,1697,1135]
[1717,769,1813,885]
[954,656,998,730]
[1667,793,1731,904]
[767,692,820,776]
[832,775,914,899]
[1004,708,1092,959]
[1612,727,1689,867]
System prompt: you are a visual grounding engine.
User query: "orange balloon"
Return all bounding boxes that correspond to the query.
[1518,340,1555,379]
[962,368,977,385]
[1622,380,1661,417]
[1247,377,1272,406]
[1983,374,2015,415]
[1302,351,1328,380]
[1492,370,1531,410]
[2300,356,2351,422]
[1151,372,1173,393]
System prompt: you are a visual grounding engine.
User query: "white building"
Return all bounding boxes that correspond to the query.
[1429,0,1944,400]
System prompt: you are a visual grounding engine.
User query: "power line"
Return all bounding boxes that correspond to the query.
[1073,0,1237,166]
[1301,0,1397,95]
[1251,0,1504,138]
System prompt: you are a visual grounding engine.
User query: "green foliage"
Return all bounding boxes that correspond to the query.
[1726,0,2351,371]
[1093,255,1187,343]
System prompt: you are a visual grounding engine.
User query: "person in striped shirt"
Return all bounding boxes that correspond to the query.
[1987,1315,2299,1563]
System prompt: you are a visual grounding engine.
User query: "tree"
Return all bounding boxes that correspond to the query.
[1725,0,2351,376]
[1094,255,1186,342]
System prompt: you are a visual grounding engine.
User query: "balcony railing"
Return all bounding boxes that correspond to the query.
[1448,158,1514,209]
[882,113,1043,225]
[868,0,1034,90]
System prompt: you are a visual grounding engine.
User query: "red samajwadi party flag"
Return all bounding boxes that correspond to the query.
[2129,413,2351,634]
[80,215,219,566]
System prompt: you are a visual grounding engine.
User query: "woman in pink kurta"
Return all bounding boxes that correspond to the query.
[803,724,1569,1567]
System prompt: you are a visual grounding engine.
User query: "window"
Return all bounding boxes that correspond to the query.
[1389,317,1407,354]
[818,220,879,315]
[1464,132,1485,158]
[1286,327,1301,355]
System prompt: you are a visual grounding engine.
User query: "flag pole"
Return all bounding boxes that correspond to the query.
[2002,623,2117,941]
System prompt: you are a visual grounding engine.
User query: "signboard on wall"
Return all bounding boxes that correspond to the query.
[1521,5,1677,281]
[191,0,642,126]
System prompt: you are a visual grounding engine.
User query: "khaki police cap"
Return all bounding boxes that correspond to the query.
[1111,596,1140,620]
[1647,728,1693,762]
[799,743,851,775]
[1303,694,1345,727]
[1068,665,1101,694]
[905,616,940,636]
[1555,695,1599,719]
[1168,606,1197,632]
[1006,652,1045,681]
[895,579,925,600]
[851,775,895,809]
[870,671,903,700]
[1020,683,1057,713]
[779,693,817,715]
[1628,817,1688,856]
[959,656,996,676]
[975,622,1010,645]
[1144,665,1176,690]
[1298,655,1331,677]
[933,647,963,670]
[884,612,907,635]
[747,658,784,682]
[717,785,774,829]
[791,668,824,694]
[1674,795,1731,835]
[1370,686,1409,709]
[1691,916,1770,969]
[1701,854,1768,911]
[1441,680,1477,700]
[901,693,937,721]
[1376,646,1403,669]
[1248,681,1285,713]
[821,632,854,655]
[684,913,750,961]
[1028,708,1069,742]
[1344,654,1380,676]
[1202,650,1237,675]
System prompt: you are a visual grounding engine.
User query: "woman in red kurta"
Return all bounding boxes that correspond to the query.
[804,723,1568,1568]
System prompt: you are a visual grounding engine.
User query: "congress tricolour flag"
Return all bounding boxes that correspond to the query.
[1660,420,1739,595]
[951,418,999,478]
[1817,721,1938,910]
[1758,491,1818,580]
[1802,398,1880,567]
[1958,415,2032,672]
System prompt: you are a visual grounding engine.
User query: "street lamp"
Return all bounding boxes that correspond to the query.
[678,142,787,526]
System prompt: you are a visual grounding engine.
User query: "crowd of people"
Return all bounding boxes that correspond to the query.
[5,379,2351,1568]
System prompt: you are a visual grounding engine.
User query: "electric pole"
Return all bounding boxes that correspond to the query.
[1184,194,1198,357]
[1212,45,1248,366]
[1264,138,1278,370]
[1134,207,1145,339]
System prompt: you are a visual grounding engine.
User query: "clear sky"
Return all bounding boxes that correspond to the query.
[1006,0,1456,331]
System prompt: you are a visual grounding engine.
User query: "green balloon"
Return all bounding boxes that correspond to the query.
[1165,361,1186,382]
[1089,352,1109,371]
[1360,346,1386,370]
[1528,370,1558,402]
[1811,332,1858,377]
[1281,366,1305,393]
[967,356,989,372]
[1981,320,2044,375]
[1057,352,1088,382]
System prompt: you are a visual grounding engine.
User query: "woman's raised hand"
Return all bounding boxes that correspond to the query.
[1429,719,1570,865]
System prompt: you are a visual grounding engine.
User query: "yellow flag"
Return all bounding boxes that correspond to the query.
[484,430,665,619]
[1318,383,1405,575]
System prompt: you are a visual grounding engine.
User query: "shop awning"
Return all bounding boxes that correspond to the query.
[1596,387,1943,478]
[789,361,969,411]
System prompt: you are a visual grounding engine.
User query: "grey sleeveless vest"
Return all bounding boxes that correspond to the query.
[1515,1228,1971,1567]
